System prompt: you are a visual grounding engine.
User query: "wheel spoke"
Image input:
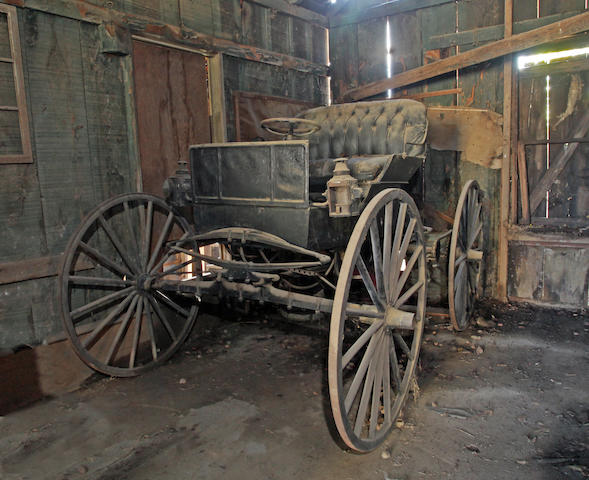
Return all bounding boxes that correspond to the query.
[105,295,140,365]
[389,333,402,392]
[81,292,136,348]
[383,334,392,422]
[369,335,386,438]
[154,290,190,317]
[149,233,191,276]
[144,296,158,360]
[68,275,133,288]
[147,294,178,342]
[388,202,407,301]
[382,203,393,300]
[468,220,483,250]
[356,254,385,311]
[79,241,132,279]
[142,201,153,271]
[71,286,135,321]
[342,320,384,368]
[129,297,144,368]
[393,332,412,360]
[369,220,384,298]
[394,278,425,308]
[146,212,174,272]
[98,214,140,276]
[344,331,381,413]
[123,200,141,270]
[392,244,423,303]
[354,331,384,437]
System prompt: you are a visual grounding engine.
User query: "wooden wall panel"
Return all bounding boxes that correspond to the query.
[213,0,241,42]
[540,0,586,17]
[80,23,133,201]
[23,12,97,255]
[179,0,215,36]
[417,2,457,107]
[329,24,359,102]
[357,17,387,94]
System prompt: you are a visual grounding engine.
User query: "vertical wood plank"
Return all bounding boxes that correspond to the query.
[23,12,96,254]
[329,24,358,102]
[179,0,214,37]
[497,0,513,299]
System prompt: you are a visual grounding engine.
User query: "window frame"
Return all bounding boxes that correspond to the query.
[0,4,32,164]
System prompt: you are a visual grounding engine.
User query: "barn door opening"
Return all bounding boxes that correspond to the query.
[132,39,212,196]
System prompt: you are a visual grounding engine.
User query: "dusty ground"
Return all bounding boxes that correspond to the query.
[1,301,587,480]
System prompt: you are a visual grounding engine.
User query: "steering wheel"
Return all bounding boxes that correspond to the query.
[261,117,321,139]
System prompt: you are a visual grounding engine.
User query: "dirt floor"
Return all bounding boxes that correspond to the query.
[1,301,587,480]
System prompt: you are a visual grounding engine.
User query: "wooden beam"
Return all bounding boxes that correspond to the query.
[392,88,462,100]
[0,255,92,285]
[341,10,589,102]
[208,53,227,143]
[330,0,454,28]
[497,0,513,301]
[8,0,328,76]
[528,112,589,215]
[517,142,530,225]
[248,0,327,27]
[424,10,584,50]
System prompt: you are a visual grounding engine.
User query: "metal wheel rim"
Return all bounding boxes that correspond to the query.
[328,188,427,452]
[59,193,199,377]
[448,180,484,331]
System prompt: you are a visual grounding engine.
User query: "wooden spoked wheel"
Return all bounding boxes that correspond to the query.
[329,189,427,452]
[448,180,484,331]
[60,193,199,377]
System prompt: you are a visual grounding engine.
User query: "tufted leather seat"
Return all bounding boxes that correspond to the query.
[298,99,428,161]
[296,100,428,196]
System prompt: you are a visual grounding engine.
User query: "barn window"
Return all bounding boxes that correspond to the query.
[516,46,589,227]
[0,4,32,164]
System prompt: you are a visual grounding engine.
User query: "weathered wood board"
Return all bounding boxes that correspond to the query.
[427,106,503,169]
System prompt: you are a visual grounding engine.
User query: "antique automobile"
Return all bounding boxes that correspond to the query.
[59,99,484,452]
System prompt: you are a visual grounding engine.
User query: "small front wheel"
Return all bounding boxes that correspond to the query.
[59,193,199,377]
[328,188,427,452]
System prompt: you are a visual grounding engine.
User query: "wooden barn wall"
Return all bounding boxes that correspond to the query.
[0,0,328,350]
[329,0,589,306]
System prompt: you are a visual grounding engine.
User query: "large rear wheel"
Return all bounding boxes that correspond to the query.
[448,180,484,331]
[328,189,427,452]
[59,193,199,377]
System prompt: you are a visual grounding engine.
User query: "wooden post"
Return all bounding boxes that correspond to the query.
[497,0,513,300]
[517,142,530,224]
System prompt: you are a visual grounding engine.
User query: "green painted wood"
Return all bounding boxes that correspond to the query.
[122,0,180,27]
[213,0,241,42]
[357,17,386,89]
[418,2,457,106]
[540,0,586,17]
[270,11,291,56]
[514,0,538,22]
[457,0,504,113]
[329,24,358,102]
[179,0,214,37]
[425,10,586,50]
[330,0,454,28]
[0,11,10,57]
[241,1,268,50]
[311,24,327,65]
[22,12,96,254]
[80,23,132,201]
[292,17,311,61]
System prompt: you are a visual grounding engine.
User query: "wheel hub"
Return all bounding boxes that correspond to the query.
[136,273,154,292]
[384,305,415,330]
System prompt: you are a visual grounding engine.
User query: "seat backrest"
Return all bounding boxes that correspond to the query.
[298,99,428,161]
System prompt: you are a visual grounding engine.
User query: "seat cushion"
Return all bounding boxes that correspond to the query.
[298,99,428,161]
